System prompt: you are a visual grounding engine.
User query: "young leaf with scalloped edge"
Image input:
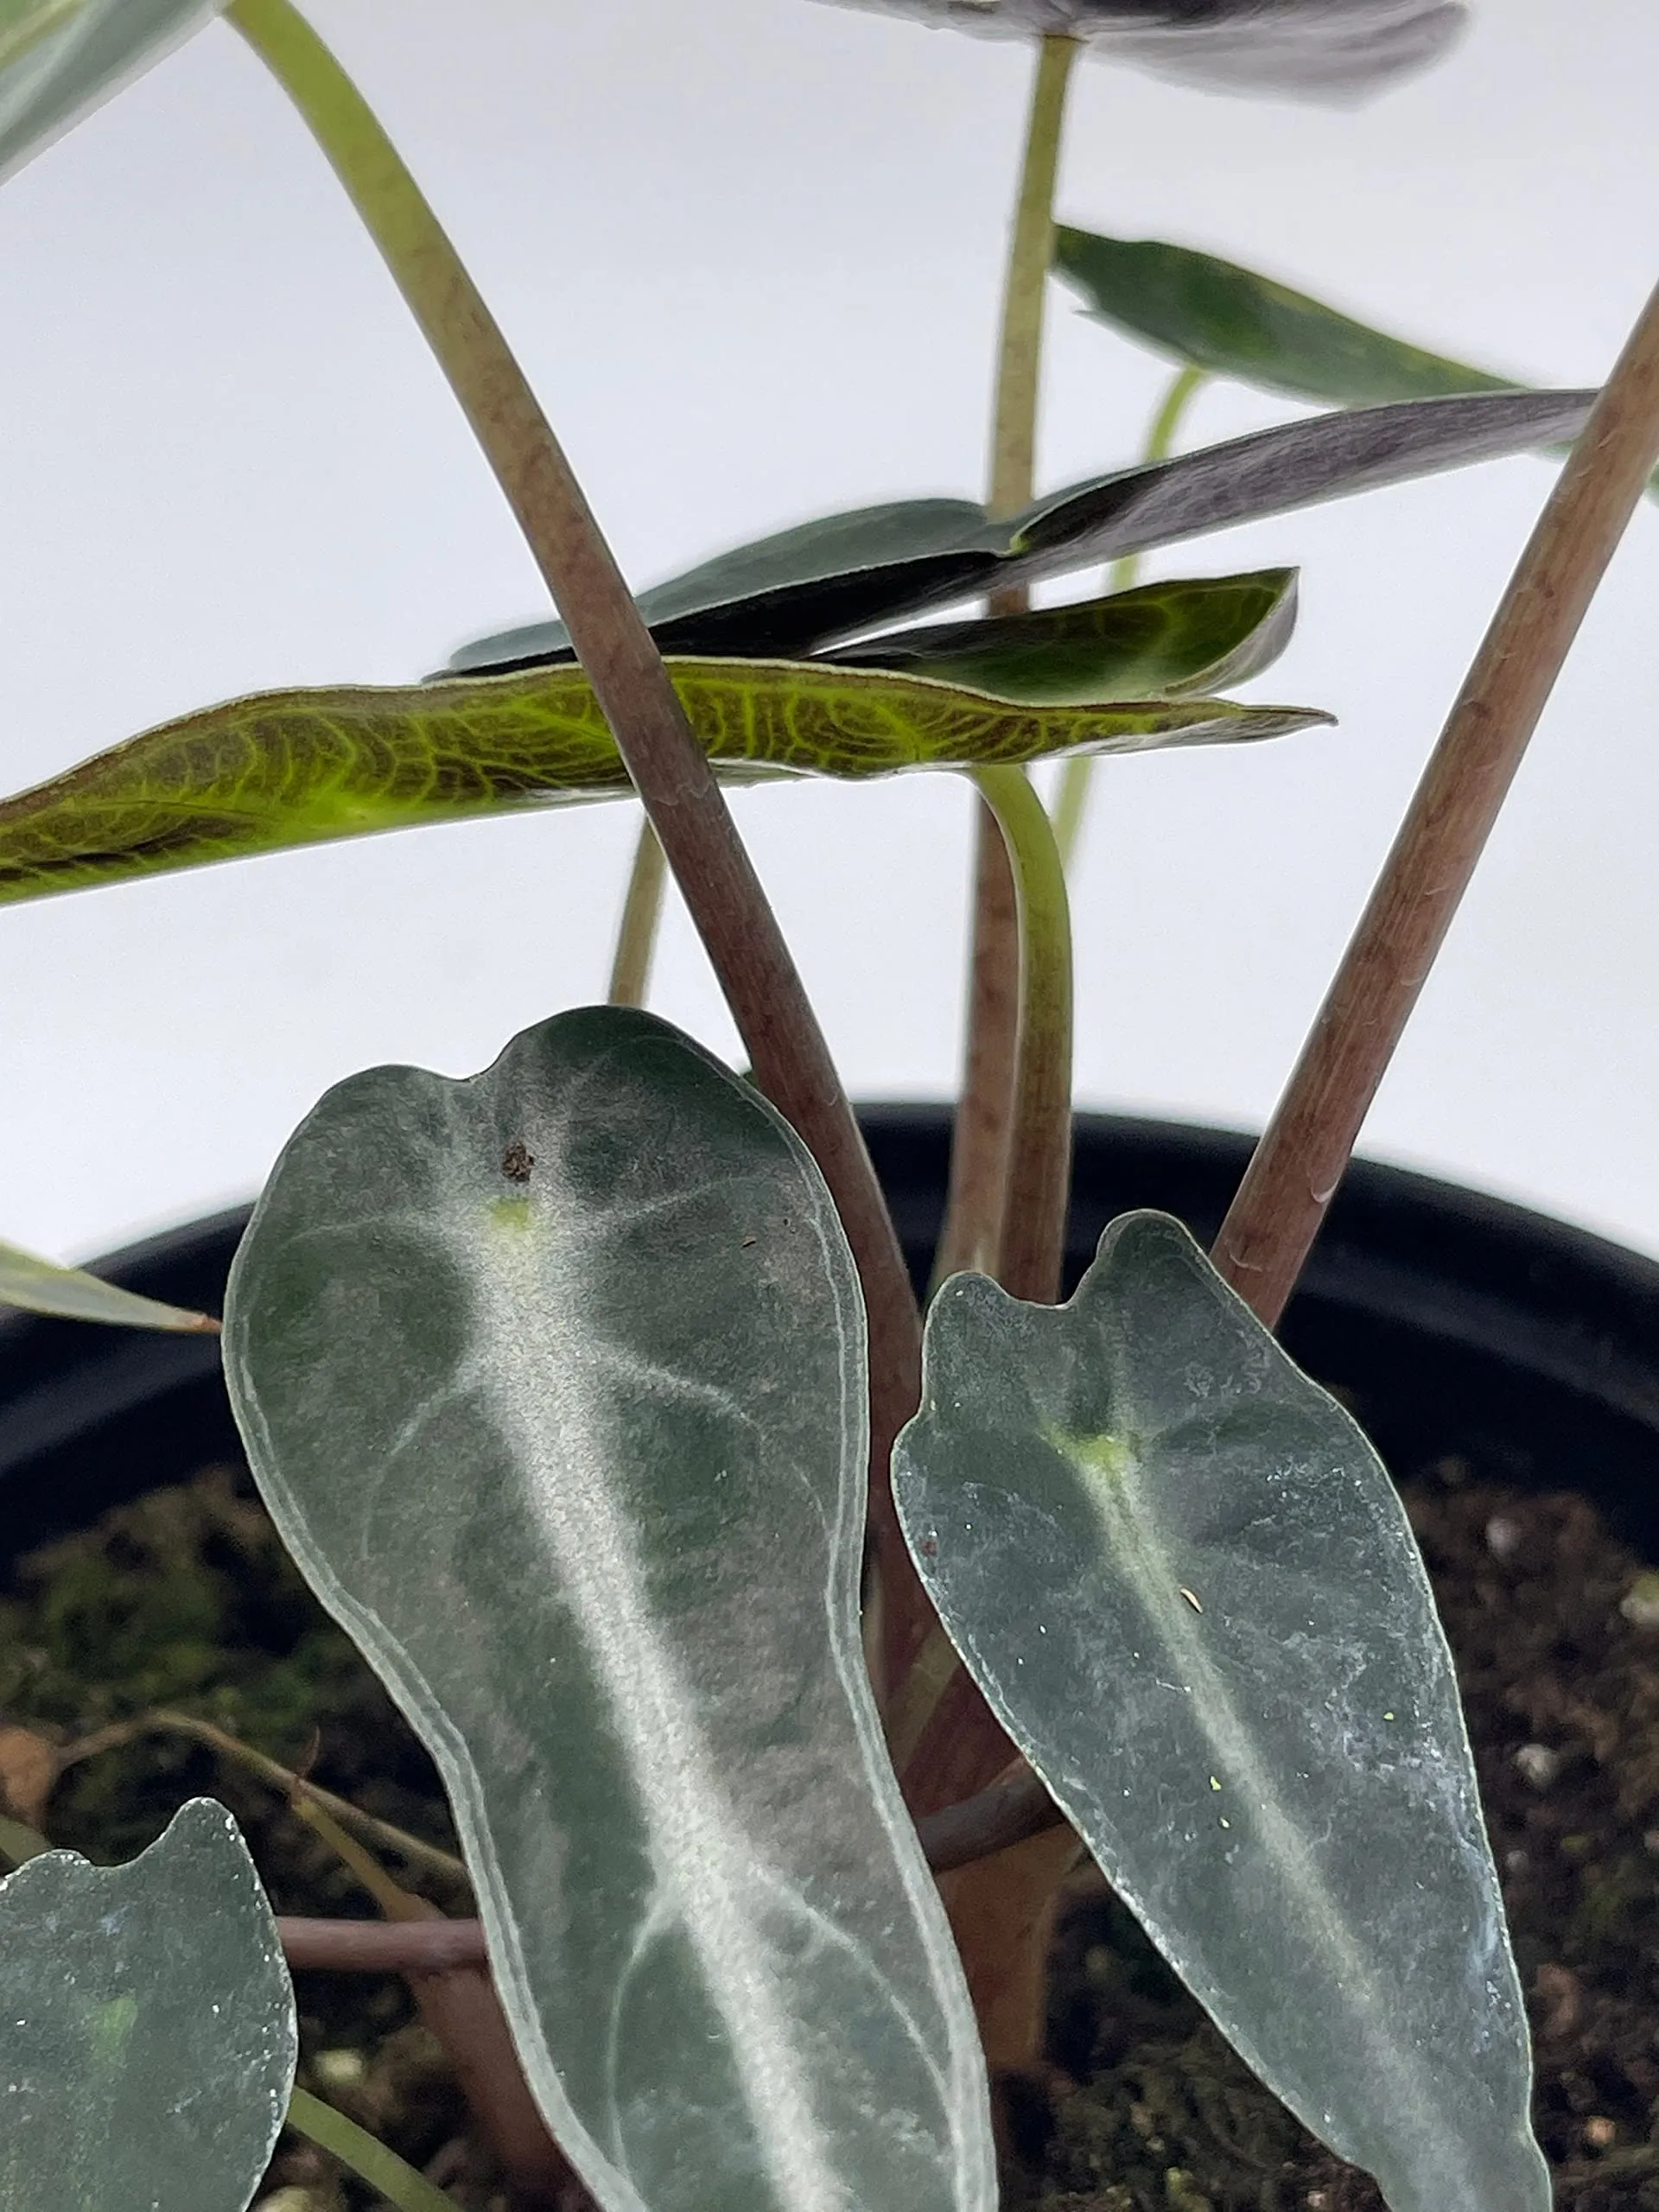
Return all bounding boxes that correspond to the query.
[832,570,1297,703]
[222,1006,995,2212]
[0,658,1327,906]
[810,0,1468,102]
[447,387,1594,676]
[893,1211,1548,2212]
[1054,228,1517,408]
[0,0,228,186]
[0,1233,219,1329]
[0,1796,297,2212]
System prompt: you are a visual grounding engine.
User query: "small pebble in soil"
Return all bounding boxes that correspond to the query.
[254,2193,324,2212]
[312,2049,367,2089]
[1582,2117,1618,2150]
[1484,1514,1523,1560]
[1513,1742,1560,1789]
[1617,1570,1659,1629]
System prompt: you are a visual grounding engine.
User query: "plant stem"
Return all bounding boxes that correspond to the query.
[288,2085,465,2212]
[278,1759,1069,1975]
[1213,276,1659,1329]
[56,1708,468,1892]
[294,1794,583,2204]
[607,814,667,1007]
[223,0,925,1687]
[1051,362,1207,870]
[280,1916,489,1971]
[938,32,1078,1287]
[987,38,1081,530]
[969,766,1073,1303]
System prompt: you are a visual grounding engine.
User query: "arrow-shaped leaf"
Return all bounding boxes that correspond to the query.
[0,658,1326,906]
[1054,227,1517,409]
[0,1797,297,2212]
[0,0,228,187]
[223,1006,995,2212]
[810,0,1468,102]
[831,569,1298,702]
[0,1233,219,1330]
[893,1212,1548,2212]
[448,388,1594,675]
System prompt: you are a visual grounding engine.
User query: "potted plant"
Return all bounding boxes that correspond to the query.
[0,3,1655,2209]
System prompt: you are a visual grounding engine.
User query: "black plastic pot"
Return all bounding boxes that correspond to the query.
[1,1110,1656,1562]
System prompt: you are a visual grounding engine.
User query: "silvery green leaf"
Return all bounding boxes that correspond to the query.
[811,0,1468,102]
[0,1797,297,2212]
[0,1231,219,1329]
[222,1006,994,2212]
[0,0,228,187]
[893,1211,1548,2212]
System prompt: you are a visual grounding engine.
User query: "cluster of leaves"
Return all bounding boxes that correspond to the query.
[0,3,1592,2212]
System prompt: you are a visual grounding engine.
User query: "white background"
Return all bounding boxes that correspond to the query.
[1,0,1656,1264]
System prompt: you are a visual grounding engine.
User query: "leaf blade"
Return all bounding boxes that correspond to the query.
[1054,227,1517,409]
[223,1007,995,2212]
[830,570,1299,702]
[445,388,1596,673]
[810,0,1469,102]
[0,658,1328,905]
[0,1234,218,1329]
[1007,386,1597,586]
[444,499,998,675]
[0,1797,297,2212]
[0,0,227,187]
[893,1212,1548,2212]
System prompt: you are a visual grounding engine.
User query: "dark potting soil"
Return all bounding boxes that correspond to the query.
[3,1454,1657,2211]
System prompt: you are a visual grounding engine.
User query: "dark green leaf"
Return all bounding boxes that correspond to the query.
[447,388,1594,677]
[445,499,997,674]
[0,0,226,186]
[0,658,1326,906]
[0,1797,296,2211]
[1054,228,1517,408]
[893,1212,1548,2212]
[223,1007,995,2212]
[830,569,1297,702]
[812,0,1468,101]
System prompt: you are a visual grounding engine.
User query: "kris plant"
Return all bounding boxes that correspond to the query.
[2,3,1656,2209]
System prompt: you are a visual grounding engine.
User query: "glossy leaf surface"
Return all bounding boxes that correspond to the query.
[0,658,1325,905]
[893,1212,1548,2212]
[1054,228,1516,408]
[448,387,1593,676]
[832,570,1297,702]
[811,0,1467,99]
[223,1007,995,2212]
[0,1797,296,2212]
[0,0,226,185]
[0,1233,218,1328]
[446,498,995,672]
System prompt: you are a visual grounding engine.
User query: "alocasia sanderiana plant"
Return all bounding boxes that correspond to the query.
[0,2,1656,2209]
